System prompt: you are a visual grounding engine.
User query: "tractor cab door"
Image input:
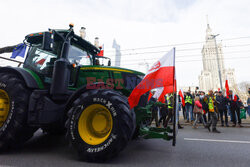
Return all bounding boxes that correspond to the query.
[67,45,93,87]
[23,45,58,86]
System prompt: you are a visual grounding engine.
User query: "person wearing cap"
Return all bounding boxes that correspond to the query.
[216,91,229,127]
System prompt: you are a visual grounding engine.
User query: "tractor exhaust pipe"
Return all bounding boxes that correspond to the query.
[50,25,74,100]
[50,41,71,100]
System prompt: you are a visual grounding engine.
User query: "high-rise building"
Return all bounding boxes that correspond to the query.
[199,22,237,93]
[112,39,121,67]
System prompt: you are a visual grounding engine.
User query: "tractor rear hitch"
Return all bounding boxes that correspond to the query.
[139,126,173,141]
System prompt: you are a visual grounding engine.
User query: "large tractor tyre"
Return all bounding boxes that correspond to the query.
[66,89,136,162]
[0,73,36,150]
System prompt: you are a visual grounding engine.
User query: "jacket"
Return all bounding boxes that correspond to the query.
[216,95,228,110]
[195,100,202,108]
[201,98,209,113]
[149,97,158,112]
[228,94,242,109]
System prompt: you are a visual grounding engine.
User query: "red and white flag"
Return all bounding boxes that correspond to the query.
[153,87,165,103]
[147,91,153,102]
[128,48,175,109]
[179,89,185,107]
[158,74,176,103]
[225,78,229,98]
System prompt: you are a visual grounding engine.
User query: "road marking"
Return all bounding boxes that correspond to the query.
[184,138,250,144]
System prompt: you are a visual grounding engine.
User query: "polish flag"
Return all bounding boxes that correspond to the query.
[225,79,229,98]
[153,87,164,101]
[128,48,175,109]
[158,75,176,103]
[147,91,153,102]
[232,93,238,102]
[179,89,185,107]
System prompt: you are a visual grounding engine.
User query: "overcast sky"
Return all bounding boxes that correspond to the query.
[0,0,249,87]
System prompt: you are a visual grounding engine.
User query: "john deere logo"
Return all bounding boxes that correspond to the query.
[149,61,161,72]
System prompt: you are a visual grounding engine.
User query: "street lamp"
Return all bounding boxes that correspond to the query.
[211,34,223,90]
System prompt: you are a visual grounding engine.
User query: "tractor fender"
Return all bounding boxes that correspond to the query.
[0,67,40,89]
[65,82,111,112]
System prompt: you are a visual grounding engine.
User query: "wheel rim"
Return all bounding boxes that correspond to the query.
[78,104,113,145]
[0,89,10,127]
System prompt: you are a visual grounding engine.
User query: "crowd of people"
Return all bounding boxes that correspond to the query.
[149,88,249,133]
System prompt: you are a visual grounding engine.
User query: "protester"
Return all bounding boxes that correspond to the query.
[178,95,184,129]
[206,90,220,133]
[182,92,187,120]
[164,94,174,128]
[200,91,208,123]
[193,96,207,129]
[228,90,243,127]
[217,91,229,127]
[149,91,159,127]
[163,94,183,129]
[184,90,194,123]
[247,94,250,117]
[159,103,167,126]
[214,91,220,120]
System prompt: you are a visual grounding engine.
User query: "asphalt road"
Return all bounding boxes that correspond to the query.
[1,126,250,167]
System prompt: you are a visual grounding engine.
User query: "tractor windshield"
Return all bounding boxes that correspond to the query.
[68,45,93,66]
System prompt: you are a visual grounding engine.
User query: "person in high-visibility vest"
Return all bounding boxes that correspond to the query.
[206,90,220,133]
[184,90,194,123]
[163,94,174,128]
[163,94,183,129]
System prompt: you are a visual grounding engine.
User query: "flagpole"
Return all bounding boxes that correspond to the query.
[172,47,177,146]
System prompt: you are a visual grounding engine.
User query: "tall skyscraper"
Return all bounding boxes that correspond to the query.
[112,39,121,67]
[199,22,237,92]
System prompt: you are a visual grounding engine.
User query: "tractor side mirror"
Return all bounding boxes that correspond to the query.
[42,32,54,51]
[108,60,111,66]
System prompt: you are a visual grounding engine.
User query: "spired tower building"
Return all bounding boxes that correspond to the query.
[199,22,237,93]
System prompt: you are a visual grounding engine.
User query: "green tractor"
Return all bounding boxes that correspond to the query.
[0,25,177,162]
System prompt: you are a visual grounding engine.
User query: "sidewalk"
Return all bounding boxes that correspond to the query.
[179,115,250,128]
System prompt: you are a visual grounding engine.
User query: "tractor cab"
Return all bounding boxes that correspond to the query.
[23,26,102,87]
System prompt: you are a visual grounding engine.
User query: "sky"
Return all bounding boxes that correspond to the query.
[0,0,249,87]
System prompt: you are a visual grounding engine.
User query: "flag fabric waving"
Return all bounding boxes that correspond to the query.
[178,89,185,107]
[147,91,153,102]
[10,43,27,59]
[153,87,164,99]
[225,79,229,98]
[158,74,176,103]
[128,48,175,109]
